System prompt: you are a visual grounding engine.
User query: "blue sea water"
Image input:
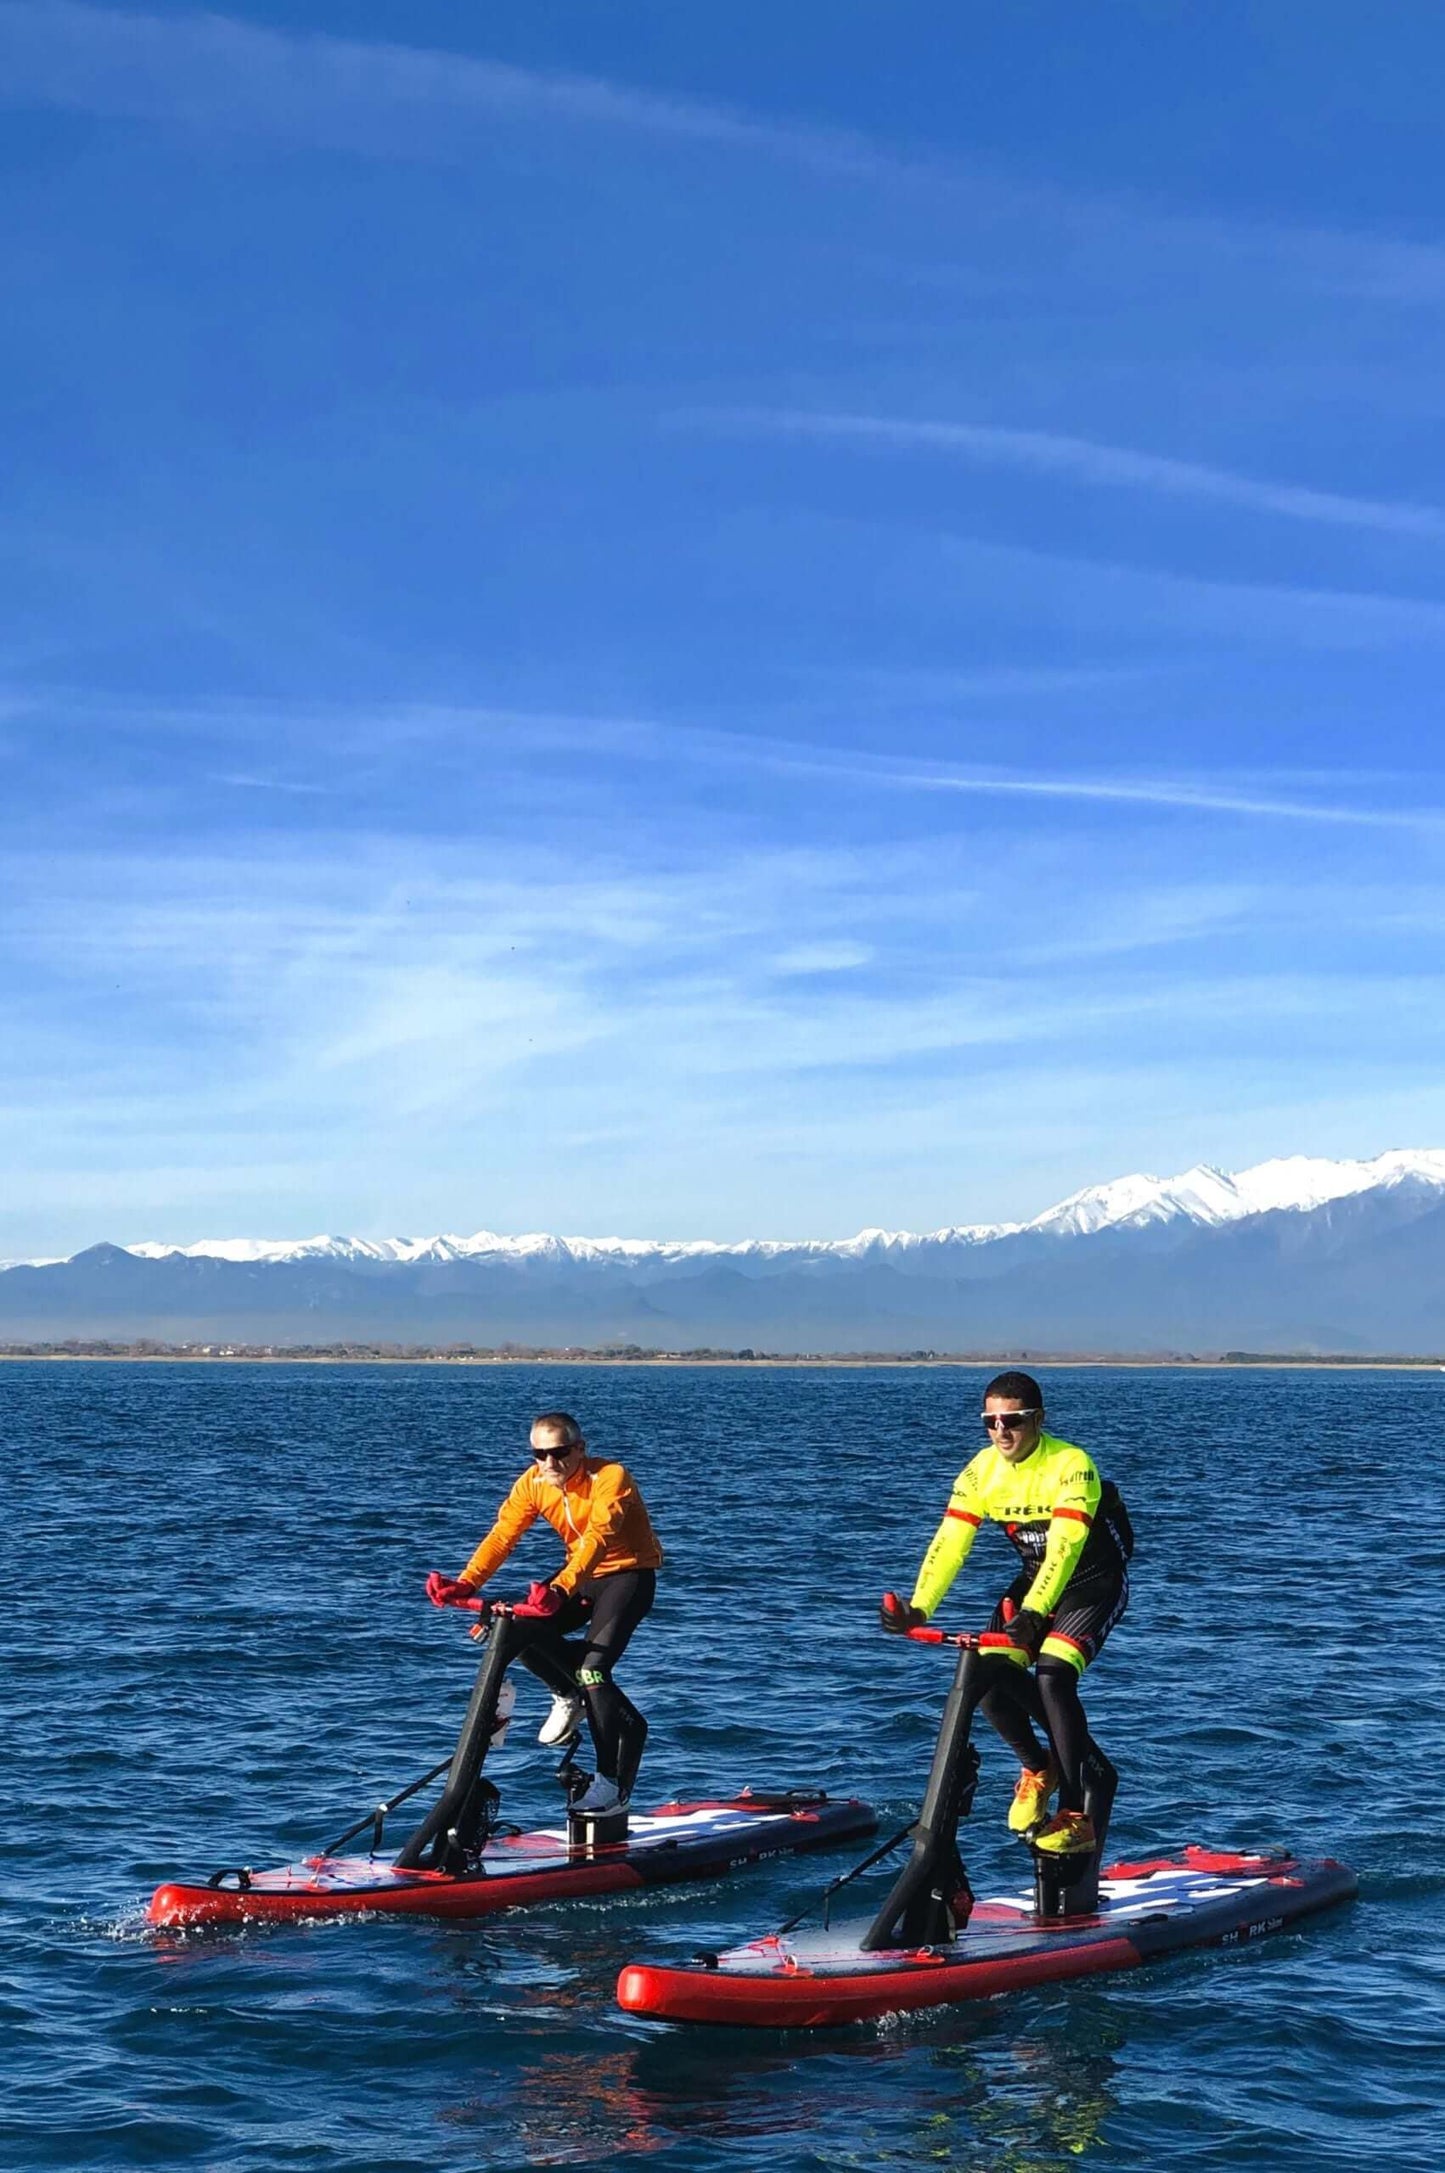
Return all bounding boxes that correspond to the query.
[2,1360,1442,2173]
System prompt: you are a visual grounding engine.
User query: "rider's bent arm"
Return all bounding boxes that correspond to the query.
[551,1463,632,1594]
[459,1472,541,1590]
[909,1476,982,1619]
[1022,1458,1102,1615]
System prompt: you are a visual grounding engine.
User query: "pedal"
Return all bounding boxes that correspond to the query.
[567,1805,630,1855]
[1031,1840,1100,1920]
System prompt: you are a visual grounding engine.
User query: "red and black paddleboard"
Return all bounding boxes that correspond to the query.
[148,1790,876,1929]
[616,1844,1358,2027]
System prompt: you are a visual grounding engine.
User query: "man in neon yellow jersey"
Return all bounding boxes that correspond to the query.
[881,1371,1131,1855]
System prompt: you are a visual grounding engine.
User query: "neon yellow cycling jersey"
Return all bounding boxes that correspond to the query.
[910,1430,1117,1620]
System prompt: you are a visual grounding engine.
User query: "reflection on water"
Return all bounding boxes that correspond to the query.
[431,1998,1122,2170]
[441,2047,666,2164]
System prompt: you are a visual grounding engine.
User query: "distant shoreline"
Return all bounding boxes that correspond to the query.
[2,1345,1443,1370]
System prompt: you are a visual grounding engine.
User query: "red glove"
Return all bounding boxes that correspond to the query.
[880,1590,925,1635]
[512,1580,565,1620]
[425,1572,474,1608]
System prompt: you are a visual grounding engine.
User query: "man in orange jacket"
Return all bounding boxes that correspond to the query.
[426,1410,663,1813]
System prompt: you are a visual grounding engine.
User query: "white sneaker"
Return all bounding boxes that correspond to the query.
[576,1774,625,1814]
[538,1692,583,1747]
[489,1678,517,1750]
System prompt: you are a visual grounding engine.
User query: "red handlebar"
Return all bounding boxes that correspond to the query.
[443,1595,547,1621]
[902,1627,1027,1652]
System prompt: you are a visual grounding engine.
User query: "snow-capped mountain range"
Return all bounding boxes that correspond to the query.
[5,1149,1445,1353]
[109,1148,1445,1268]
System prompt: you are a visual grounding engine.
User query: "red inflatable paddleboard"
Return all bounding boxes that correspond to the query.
[149,1790,877,1930]
[616,1845,1358,2027]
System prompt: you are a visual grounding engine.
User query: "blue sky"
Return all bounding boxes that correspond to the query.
[5,1,1445,1254]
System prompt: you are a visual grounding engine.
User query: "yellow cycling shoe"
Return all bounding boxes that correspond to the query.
[1031,1809,1096,1856]
[1007,1761,1058,1835]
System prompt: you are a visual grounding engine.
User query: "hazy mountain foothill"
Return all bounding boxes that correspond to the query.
[5,1152,1443,1356]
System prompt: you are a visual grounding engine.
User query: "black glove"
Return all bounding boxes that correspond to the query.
[1006,1607,1048,1659]
[880,1590,925,1635]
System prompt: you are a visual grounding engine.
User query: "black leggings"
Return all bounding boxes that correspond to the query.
[978,1570,1126,1813]
[518,1570,656,1790]
[980,1664,1092,1813]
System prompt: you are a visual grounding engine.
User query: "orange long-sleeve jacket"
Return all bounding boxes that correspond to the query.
[458,1456,663,1597]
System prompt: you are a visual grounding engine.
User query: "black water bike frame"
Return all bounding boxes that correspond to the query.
[860,1628,1118,1950]
[393,1603,568,1871]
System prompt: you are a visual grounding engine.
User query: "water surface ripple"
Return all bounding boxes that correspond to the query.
[2,1362,1440,2171]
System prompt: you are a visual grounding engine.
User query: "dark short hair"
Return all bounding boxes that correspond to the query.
[531,1410,584,1446]
[983,1370,1043,1410]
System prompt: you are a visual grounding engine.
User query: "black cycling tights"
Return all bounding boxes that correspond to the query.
[576,1675,647,1792]
[518,1569,655,1792]
[980,1658,1091,1813]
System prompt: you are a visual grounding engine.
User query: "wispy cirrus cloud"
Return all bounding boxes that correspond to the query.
[875,764,1445,830]
[0,0,893,175]
[462,697,1445,828]
[768,940,875,976]
[355,700,1445,833]
[690,407,1445,540]
[9,0,1445,318]
[3,798,1443,1248]
[10,689,1444,841]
